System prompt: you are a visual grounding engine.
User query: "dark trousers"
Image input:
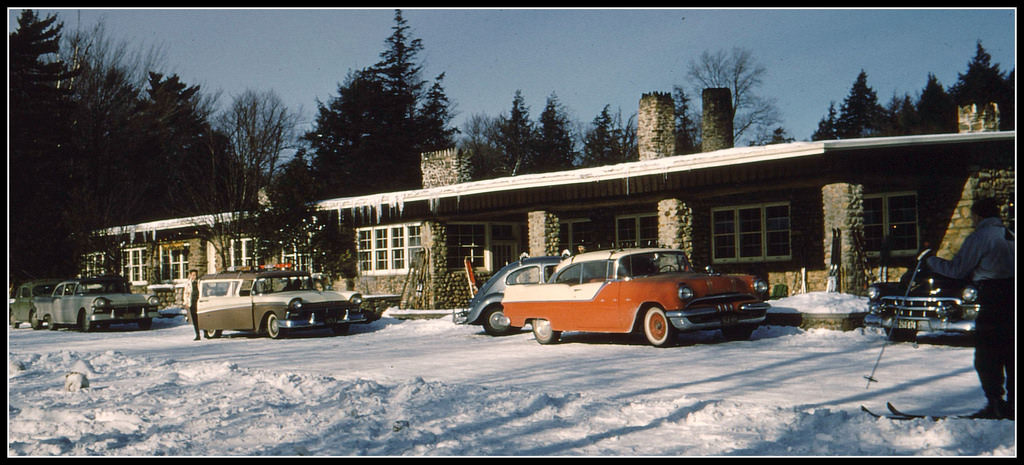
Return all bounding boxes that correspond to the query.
[189,302,200,336]
[974,278,1014,408]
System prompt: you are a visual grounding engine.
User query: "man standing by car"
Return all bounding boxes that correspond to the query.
[184,269,201,341]
[926,197,1014,419]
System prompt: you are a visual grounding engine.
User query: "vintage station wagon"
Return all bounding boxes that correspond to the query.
[501,248,771,347]
[197,269,367,339]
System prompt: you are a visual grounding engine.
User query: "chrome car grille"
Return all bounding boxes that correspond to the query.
[880,296,959,317]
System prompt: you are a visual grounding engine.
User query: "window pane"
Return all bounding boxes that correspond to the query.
[616,218,637,247]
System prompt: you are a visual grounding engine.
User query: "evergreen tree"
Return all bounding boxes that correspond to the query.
[418,73,459,152]
[9,9,80,281]
[496,90,536,176]
[878,93,919,137]
[458,113,505,180]
[835,70,884,139]
[811,102,839,141]
[672,86,700,154]
[306,9,456,196]
[916,73,956,134]
[581,105,636,167]
[533,92,577,173]
[949,41,1014,130]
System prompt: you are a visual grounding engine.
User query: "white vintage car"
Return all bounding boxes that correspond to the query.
[34,276,161,331]
[196,269,367,339]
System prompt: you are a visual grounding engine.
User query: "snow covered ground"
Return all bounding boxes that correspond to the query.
[7,292,1015,456]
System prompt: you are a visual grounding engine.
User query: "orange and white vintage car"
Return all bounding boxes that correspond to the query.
[501,248,770,347]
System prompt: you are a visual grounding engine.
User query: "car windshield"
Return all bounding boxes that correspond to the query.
[32,284,56,296]
[260,275,317,293]
[617,251,692,278]
[78,279,128,294]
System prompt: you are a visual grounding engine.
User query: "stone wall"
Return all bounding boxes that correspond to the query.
[657,198,693,256]
[821,182,868,294]
[638,92,676,160]
[934,166,1015,260]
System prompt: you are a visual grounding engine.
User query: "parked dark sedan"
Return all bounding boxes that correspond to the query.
[864,249,979,341]
[453,256,561,335]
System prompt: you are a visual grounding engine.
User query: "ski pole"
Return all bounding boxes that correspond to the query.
[864,248,930,389]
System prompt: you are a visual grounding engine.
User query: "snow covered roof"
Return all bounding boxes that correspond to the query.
[106,131,1014,235]
[316,131,1015,218]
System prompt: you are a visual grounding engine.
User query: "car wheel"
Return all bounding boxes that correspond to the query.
[265,313,286,339]
[44,314,56,330]
[203,329,222,339]
[137,318,152,330]
[78,310,93,332]
[30,310,43,330]
[531,319,560,344]
[721,323,757,341]
[10,310,18,328]
[643,306,677,347]
[482,305,518,336]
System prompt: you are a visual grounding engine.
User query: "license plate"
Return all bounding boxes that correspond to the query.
[896,319,918,330]
[721,313,738,326]
[325,318,337,325]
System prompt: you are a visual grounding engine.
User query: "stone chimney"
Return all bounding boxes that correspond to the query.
[420,148,471,189]
[638,92,676,160]
[958,102,1000,133]
[701,88,734,152]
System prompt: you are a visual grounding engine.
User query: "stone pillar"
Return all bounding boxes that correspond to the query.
[821,183,866,293]
[657,198,693,256]
[422,221,447,309]
[638,92,676,160]
[528,211,560,257]
[957,103,1000,133]
[701,88,734,152]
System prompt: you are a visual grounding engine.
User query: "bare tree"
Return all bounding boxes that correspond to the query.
[182,89,300,270]
[686,47,782,145]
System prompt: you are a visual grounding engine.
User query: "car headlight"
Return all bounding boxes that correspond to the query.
[349,294,363,306]
[677,285,694,301]
[960,286,978,304]
[92,297,110,309]
[753,279,769,295]
[289,298,303,310]
[147,295,160,306]
[867,285,882,301]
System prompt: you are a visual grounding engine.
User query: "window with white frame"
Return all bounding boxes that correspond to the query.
[356,223,424,275]
[123,247,148,283]
[616,214,658,248]
[712,203,791,263]
[230,237,257,268]
[863,192,918,256]
[160,243,190,281]
[281,245,312,272]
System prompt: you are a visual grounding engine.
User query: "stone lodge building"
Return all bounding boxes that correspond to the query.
[95,90,1015,309]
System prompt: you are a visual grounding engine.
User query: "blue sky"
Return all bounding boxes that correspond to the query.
[9,7,1016,143]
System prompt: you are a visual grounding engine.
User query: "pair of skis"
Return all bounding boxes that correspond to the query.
[861,402,971,421]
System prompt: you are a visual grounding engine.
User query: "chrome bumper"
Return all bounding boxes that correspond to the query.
[89,308,161,322]
[278,309,368,329]
[667,302,770,331]
[863,313,976,333]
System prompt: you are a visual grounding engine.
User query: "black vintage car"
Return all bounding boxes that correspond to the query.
[864,249,979,341]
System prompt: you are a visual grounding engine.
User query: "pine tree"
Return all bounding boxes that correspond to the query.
[811,102,839,141]
[672,86,700,154]
[916,73,956,134]
[949,41,1014,130]
[533,92,577,173]
[418,73,459,152]
[497,90,536,176]
[581,105,636,167]
[835,71,883,139]
[9,10,80,280]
